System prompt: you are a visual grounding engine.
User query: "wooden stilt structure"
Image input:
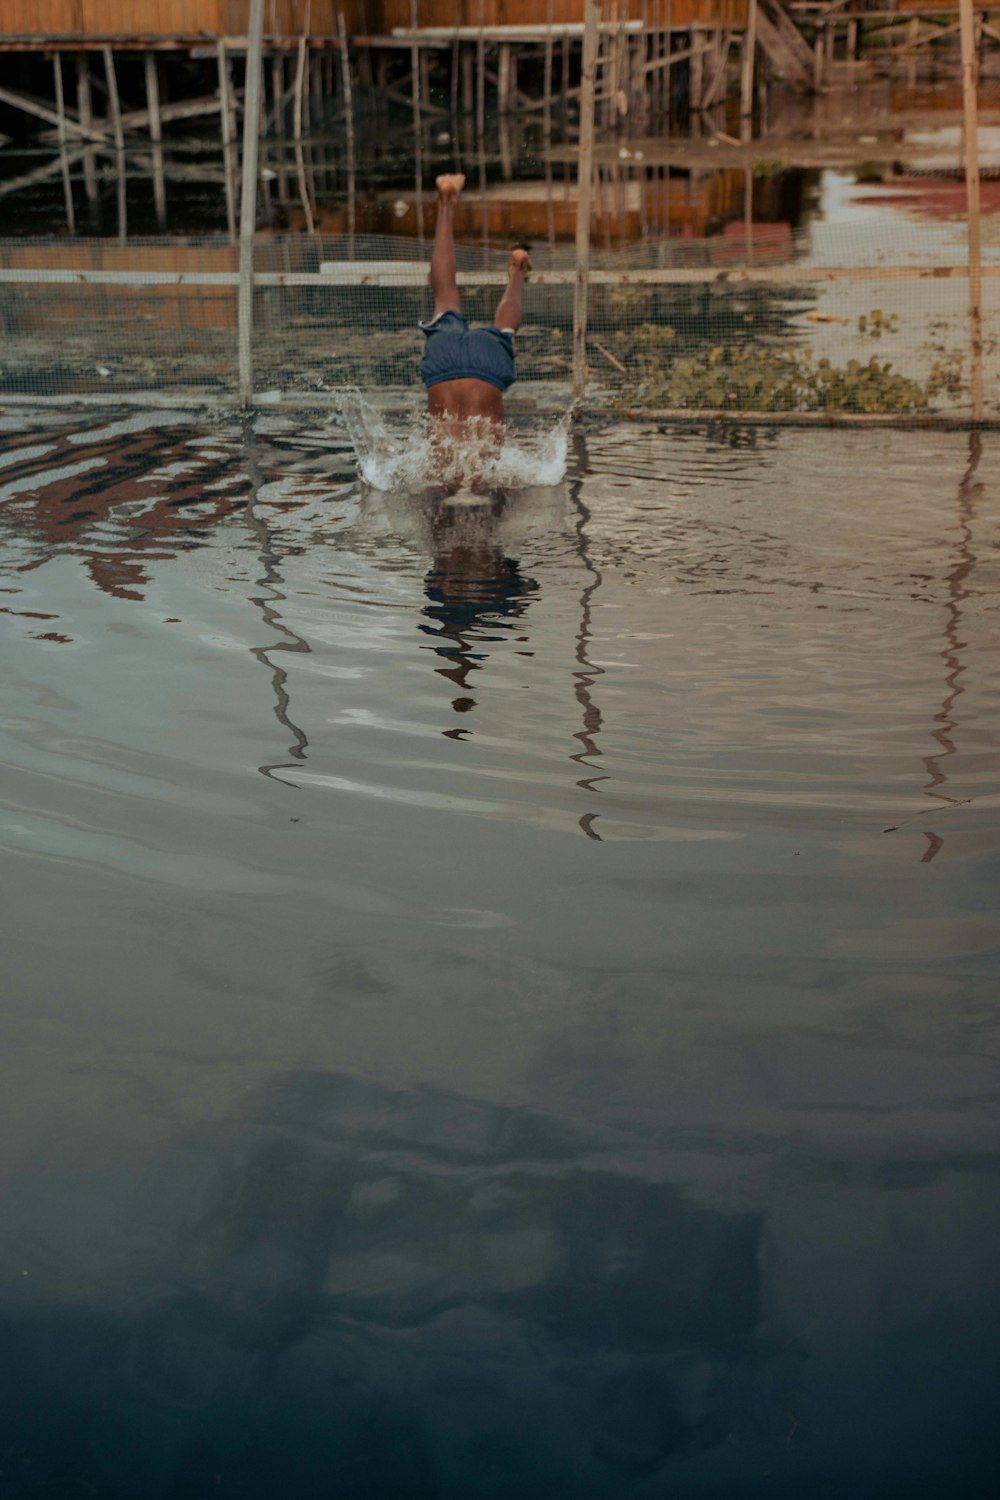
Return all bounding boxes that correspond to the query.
[292,34,315,232]
[217,40,238,241]
[960,0,984,420]
[144,51,167,228]
[51,53,76,233]
[238,0,265,407]
[573,0,600,413]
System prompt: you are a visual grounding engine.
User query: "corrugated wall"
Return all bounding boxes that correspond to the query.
[376,0,749,29]
[1,0,360,37]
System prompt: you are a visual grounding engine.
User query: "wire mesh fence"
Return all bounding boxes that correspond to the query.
[1,216,996,418]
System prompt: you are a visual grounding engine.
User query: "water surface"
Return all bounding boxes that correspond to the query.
[1,410,999,1497]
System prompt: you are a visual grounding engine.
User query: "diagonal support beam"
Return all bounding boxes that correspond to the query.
[0,83,108,141]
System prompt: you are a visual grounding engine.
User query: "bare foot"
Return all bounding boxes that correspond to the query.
[436,173,466,201]
[508,248,532,276]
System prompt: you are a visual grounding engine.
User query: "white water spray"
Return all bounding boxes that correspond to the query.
[337,388,568,494]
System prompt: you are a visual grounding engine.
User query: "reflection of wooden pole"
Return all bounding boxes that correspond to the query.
[572,0,600,413]
[238,0,266,407]
[740,0,757,143]
[960,0,983,421]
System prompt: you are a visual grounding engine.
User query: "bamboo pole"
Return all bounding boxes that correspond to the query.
[52,53,76,234]
[238,0,266,407]
[960,0,983,420]
[499,42,511,114]
[690,24,703,127]
[544,0,554,138]
[476,0,486,142]
[102,46,126,243]
[338,12,356,247]
[572,0,601,413]
[145,51,167,228]
[740,0,757,143]
[218,41,238,241]
[411,0,424,239]
[293,35,315,232]
[76,56,99,206]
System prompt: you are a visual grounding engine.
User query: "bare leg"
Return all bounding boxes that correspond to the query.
[429,173,465,319]
[493,247,531,332]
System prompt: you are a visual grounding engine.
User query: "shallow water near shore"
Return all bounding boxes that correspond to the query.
[1,408,1000,1498]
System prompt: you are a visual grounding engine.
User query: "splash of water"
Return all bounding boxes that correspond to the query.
[337,388,568,494]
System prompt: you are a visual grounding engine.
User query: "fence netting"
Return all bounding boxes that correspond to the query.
[1,207,998,416]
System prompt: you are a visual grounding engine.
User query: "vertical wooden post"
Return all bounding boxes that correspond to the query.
[740,0,757,143]
[144,51,167,228]
[960,0,983,420]
[419,48,431,113]
[75,54,99,206]
[544,0,554,138]
[338,12,356,247]
[573,0,600,413]
[499,43,511,114]
[813,20,825,90]
[410,0,424,239]
[664,0,672,134]
[293,35,315,231]
[238,0,266,407]
[476,0,486,142]
[102,46,126,243]
[217,40,238,241]
[52,53,76,234]
[690,26,703,128]
[462,47,474,113]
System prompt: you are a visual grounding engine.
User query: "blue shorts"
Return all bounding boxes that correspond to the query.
[419,310,516,393]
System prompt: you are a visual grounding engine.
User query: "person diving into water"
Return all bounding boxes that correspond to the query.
[420,174,531,492]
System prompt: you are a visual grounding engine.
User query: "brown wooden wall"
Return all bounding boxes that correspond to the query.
[376,0,749,29]
[0,1,363,38]
[2,0,745,35]
[0,242,238,329]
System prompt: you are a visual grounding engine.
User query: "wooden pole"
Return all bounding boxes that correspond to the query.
[217,40,238,241]
[338,12,356,247]
[960,0,984,420]
[410,0,424,239]
[102,46,126,243]
[476,0,486,143]
[238,0,266,407]
[52,53,76,234]
[573,0,600,413]
[690,26,703,129]
[144,51,167,228]
[293,35,315,232]
[76,54,99,206]
[544,0,554,138]
[740,0,757,142]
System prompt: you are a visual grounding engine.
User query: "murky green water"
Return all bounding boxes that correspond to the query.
[1,410,999,1497]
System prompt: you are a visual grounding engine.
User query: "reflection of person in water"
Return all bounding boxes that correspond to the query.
[419,500,538,734]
